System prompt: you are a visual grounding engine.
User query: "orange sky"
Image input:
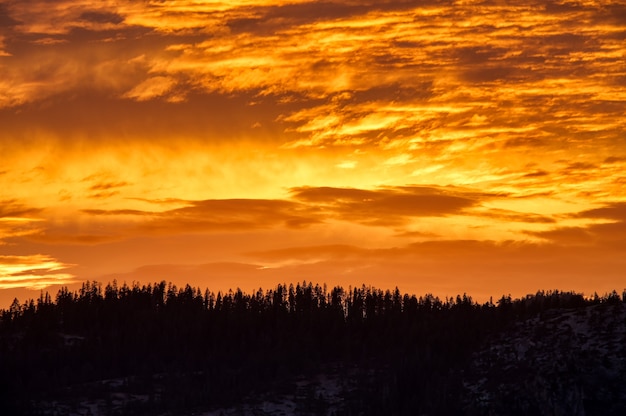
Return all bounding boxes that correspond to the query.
[1,0,625,307]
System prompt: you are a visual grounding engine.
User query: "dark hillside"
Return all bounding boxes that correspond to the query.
[0,281,624,415]
[463,299,626,415]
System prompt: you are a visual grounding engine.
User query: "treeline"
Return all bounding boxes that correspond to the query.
[1,281,624,415]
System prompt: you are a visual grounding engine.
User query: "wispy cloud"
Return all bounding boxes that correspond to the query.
[0,199,43,218]
[0,254,76,289]
[0,200,45,244]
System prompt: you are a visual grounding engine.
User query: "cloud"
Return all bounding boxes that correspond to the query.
[3,1,130,35]
[0,199,42,218]
[522,170,550,178]
[0,200,45,244]
[0,218,44,244]
[78,198,322,237]
[1,0,624,178]
[85,180,130,199]
[226,2,371,35]
[123,76,178,101]
[79,11,124,25]
[0,254,76,289]
[0,92,286,146]
[604,156,626,164]
[478,208,556,224]
[0,4,17,24]
[576,202,626,221]
[290,186,480,225]
[20,184,553,249]
[562,162,598,172]
[572,202,626,246]
[524,202,626,247]
[146,199,323,231]
[525,227,594,245]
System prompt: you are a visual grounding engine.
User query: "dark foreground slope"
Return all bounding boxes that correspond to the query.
[463,300,626,415]
[0,281,624,415]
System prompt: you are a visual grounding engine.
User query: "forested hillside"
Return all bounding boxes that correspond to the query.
[1,281,624,415]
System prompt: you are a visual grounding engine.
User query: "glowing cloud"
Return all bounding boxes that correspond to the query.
[0,255,76,290]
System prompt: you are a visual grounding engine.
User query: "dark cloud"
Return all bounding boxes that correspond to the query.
[480,208,556,224]
[452,30,594,84]
[5,196,332,248]
[226,0,448,34]
[150,199,321,231]
[0,4,19,28]
[543,1,585,15]
[265,1,369,21]
[64,185,500,243]
[461,66,515,83]
[529,220,626,249]
[542,33,588,49]
[584,221,626,249]
[25,199,323,246]
[604,156,626,164]
[563,162,597,171]
[86,185,126,200]
[89,191,121,200]
[62,25,151,43]
[291,186,378,203]
[576,202,626,221]
[0,91,295,145]
[504,137,547,149]
[225,17,263,34]
[454,46,508,65]
[525,227,594,245]
[82,198,322,235]
[83,209,151,216]
[529,202,626,247]
[523,170,550,178]
[291,186,478,225]
[592,3,626,27]
[0,200,42,218]
[88,181,129,192]
[227,2,369,34]
[347,82,434,104]
[78,11,124,25]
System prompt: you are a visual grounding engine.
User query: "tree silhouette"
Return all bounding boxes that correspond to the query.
[0,280,623,415]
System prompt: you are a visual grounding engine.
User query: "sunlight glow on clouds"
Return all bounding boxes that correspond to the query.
[0,0,624,302]
[0,255,76,290]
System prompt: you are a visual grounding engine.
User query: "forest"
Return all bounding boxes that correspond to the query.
[1,280,625,415]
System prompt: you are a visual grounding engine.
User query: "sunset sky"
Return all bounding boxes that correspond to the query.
[1,0,625,307]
